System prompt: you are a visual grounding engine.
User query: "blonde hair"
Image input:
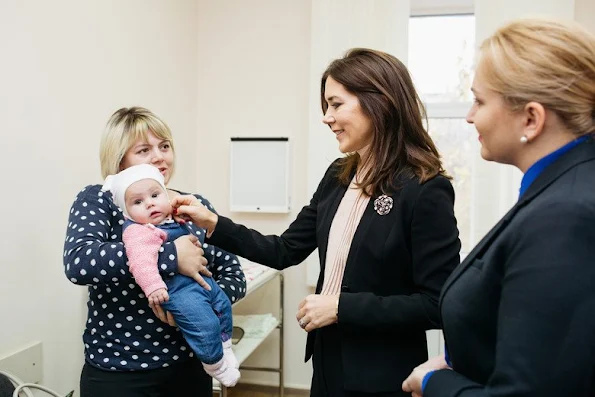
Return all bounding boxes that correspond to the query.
[99,107,175,178]
[478,18,595,136]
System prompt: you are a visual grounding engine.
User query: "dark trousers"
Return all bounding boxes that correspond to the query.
[80,359,212,397]
[310,325,407,397]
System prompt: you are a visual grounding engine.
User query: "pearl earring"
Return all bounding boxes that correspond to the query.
[520,136,528,144]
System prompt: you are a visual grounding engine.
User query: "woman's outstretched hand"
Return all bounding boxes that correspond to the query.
[171,195,219,233]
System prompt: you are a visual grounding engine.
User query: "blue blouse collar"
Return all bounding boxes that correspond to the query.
[519,135,590,199]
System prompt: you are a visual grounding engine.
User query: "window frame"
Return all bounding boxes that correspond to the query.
[408,10,477,358]
[409,12,477,249]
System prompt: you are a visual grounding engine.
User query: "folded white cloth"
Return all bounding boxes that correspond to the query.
[233,314,278,338]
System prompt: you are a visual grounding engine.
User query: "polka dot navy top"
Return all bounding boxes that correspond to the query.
[63,184,246,371]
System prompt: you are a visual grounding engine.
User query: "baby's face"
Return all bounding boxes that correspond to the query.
[125,179,172,225]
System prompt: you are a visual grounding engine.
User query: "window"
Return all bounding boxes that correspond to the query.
[409,14,476,253]
[409,14,475,103]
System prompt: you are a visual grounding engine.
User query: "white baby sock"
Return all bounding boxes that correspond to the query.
[203,357,240,387]
[223,339,240,369]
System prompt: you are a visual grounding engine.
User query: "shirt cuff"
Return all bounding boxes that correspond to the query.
[422,370,436,393]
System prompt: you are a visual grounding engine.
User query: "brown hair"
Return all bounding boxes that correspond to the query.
[478,18,595,136]
[321,48,446,196]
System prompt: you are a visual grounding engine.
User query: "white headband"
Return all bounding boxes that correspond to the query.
[102,164,167,219]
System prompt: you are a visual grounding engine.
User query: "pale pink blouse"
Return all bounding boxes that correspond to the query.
[320,178,370,295]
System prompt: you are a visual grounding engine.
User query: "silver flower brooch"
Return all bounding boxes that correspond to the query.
[373,194,393,215]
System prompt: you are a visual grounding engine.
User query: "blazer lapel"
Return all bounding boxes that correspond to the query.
[440,206,517,297]
[441,138,595,298]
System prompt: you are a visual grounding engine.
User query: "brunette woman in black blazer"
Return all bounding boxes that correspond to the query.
[173,48,461,397]
[402,18,595,397]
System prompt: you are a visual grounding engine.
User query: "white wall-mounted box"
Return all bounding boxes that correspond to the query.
[230,137,291,213]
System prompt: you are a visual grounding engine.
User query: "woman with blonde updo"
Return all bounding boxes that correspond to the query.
[402,17,595,397]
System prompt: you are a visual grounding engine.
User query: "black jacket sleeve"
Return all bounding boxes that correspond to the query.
[196,194,246,303]
[206,163,337,270]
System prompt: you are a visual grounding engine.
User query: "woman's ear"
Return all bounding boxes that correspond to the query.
[522,101,546,142]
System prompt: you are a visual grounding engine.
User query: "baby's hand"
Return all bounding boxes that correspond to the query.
[148,288,169,307]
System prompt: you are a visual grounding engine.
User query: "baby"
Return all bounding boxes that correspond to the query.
[102,164,240,387]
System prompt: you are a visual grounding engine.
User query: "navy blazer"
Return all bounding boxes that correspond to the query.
[425,138,595,397]
[208,160,460,392]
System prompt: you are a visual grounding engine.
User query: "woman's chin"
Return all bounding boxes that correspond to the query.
[479,147,493,162]
[337,143,352,154]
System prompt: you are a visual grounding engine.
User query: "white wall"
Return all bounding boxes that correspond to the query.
[0,1,198,394]
[412,0,473,15]
[576,0,595,34]
[195,0,313,389]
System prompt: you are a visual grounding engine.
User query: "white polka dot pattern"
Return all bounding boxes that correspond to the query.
[64,185,246,371]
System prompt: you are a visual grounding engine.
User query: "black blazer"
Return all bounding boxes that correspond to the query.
[425,138,595,397]
[208,160,460,392]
